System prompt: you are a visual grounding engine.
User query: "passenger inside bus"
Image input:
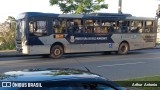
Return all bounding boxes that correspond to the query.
[67,21,74,33]
[108,24,115,33]
[121,21,128,33]
[53,19,60,33]
[73,22,79,33]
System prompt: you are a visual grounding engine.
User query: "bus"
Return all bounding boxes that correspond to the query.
[16,12,157,58]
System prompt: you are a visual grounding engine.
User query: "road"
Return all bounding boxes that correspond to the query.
[0,49,160,80]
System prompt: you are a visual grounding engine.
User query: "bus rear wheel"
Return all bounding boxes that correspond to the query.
[50,45,64,59]
[118,42,129,55]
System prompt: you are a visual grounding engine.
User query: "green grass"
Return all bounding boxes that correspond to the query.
[127,76,160,81]
[121,76,160,90]
[0,43,15,50]
[156,43,160,45]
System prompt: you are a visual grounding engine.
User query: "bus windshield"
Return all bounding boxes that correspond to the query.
[16,20,25,40]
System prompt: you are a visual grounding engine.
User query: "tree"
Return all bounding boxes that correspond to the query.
[0,16,16,50]
[49,0,108,14]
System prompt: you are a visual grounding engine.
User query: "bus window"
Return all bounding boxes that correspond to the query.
[94,20,101,33]
[121,21,129,33]
[36,21,47,33]
[137,21,143,33]
[61,20,67,33]
[104,21,116,33]
[130,21,143,33]
[101,21,108,33]
[144,21,153,33]
[73,19,82,33]
[29,20,47,36]
[66,19,82,33]
[85,20,94,33]
[53,19,60,33]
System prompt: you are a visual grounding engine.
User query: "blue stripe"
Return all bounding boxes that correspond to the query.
[65,33,114,44]
[28,37,44,45]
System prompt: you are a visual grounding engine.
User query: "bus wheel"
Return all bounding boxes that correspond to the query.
[118,43,129,55]
[50,45,64,59]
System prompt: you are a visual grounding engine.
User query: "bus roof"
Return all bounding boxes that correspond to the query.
[16,12,59,20]
[91,13,132,17]
[58,13,155,20]
[126,16,155,21]
[58,14,127,20]
[16,12,155,21]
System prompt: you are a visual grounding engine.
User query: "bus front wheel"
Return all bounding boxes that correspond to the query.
[118,43,129,55]
[50,45,64,59]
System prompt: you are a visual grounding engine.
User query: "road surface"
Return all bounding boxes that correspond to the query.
[0,49,160,80]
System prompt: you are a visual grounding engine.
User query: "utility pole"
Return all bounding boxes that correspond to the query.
[118,0,122,14]
[156,4,160,17]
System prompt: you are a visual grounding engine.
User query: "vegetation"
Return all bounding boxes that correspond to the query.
[0,16,16,50]
[49,0,108,14]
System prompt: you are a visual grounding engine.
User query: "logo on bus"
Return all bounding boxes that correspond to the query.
[70,36,75,43]
[109,43,113,48]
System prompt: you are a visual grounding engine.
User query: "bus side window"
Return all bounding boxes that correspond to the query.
[66,20,75,33]
[29,20,47,36]
[94,20,101,33]
[101,21,108,33]
[121,21,129,33]
[36,21,47,34]
[53,19,60,33]
[130,21,143,33]
[145,21,153,33]
[85,20,94,33]
[60,20,67,33]
[130,21,138,33]
[105,21,115,33]
[73,19,82,33]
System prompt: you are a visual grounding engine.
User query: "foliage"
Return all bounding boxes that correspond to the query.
[0,16,16,50]
[49,0,108,14]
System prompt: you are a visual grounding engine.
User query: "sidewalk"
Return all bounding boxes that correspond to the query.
[0,50,23,57]
[155,45,160,48]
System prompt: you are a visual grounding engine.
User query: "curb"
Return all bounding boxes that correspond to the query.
[0,50,27,57]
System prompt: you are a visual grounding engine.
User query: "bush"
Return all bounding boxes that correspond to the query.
[0,43,15,50]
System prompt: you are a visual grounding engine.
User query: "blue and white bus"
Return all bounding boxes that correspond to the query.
[16,12,157,58]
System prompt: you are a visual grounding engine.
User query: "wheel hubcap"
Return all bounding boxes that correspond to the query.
[121,45,126,52]
[54,49,61,56]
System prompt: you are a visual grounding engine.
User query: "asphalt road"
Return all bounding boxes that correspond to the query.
[0,49,160,80]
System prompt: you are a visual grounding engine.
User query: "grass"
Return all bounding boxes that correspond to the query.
[127,76,160,81]
[0,43,15,50]
[156,43,160,45]
[118,76,160,90]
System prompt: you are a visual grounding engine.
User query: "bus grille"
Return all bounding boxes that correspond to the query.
[16,40,22,52]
